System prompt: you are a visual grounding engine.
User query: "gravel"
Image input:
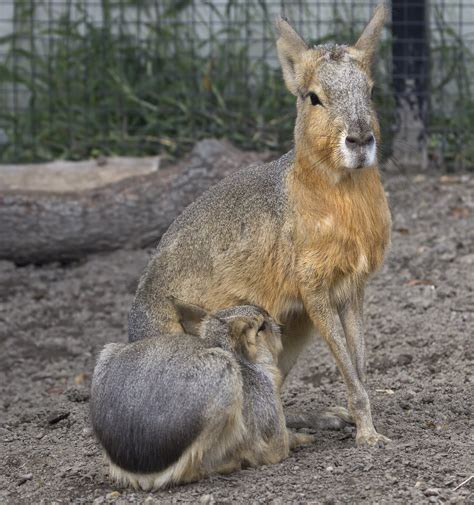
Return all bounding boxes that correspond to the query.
[0,166,472,504]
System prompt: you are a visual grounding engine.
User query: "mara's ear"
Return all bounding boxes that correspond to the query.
[169,296,208,336]
[228,318,259,362]
[275,16,308,95]
[353,4,387,70]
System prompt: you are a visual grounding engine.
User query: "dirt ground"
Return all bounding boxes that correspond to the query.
[0,165,472,504]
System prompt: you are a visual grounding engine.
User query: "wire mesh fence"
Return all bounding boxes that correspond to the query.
[0,1,472,169]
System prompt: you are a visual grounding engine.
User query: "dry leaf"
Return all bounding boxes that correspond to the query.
[395,227,410,235]
[375,388,395,395]
[406,279,434,287]
[439,175,460,184]
[46,387,65,395]
[449,206,470,219]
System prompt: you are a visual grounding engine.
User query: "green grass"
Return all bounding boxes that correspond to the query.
[0,0,297,162]
[427,4,474,169]
[0,0,470,169]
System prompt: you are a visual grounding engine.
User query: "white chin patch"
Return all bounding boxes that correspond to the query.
[340,133,377,170]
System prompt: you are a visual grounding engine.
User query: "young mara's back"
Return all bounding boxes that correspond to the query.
[91,335,239,476]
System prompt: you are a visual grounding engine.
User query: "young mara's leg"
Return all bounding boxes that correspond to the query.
[213,459,242,476]
[285,406,353,431]
[288,431,316,449]
[301,289,390,447]
[247,429,315,467]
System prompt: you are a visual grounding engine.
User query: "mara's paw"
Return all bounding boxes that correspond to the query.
[289,431,316,449]
[355,431,391,448]
[285,406,354,431]
[320,406,354,429]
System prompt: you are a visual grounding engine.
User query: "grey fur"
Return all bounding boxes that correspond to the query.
[91,305,288,478]
[91,336,223,474]
[318,53,372,134]
[128,152,292,343]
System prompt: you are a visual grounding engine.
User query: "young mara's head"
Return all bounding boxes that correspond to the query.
[211,305,283,363]
[171,297,282,363]
[276,4,387,172]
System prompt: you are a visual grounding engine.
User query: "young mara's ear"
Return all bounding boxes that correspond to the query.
[228,318,259,362]
[275,16,308,95]
[353,4,387,70]
[169,296,209,336]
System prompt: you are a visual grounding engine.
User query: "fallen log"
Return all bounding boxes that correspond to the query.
[0,140,263,264]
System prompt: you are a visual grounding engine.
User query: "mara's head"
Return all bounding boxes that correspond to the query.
[170,297,282,363]
[276,4,387,172]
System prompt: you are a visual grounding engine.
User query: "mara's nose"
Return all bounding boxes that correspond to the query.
[345,133,375,149]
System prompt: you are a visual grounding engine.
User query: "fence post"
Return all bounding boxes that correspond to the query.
[391,0,428,170]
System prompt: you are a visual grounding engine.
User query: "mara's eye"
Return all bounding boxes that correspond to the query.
[308,92,322,107]
[258,321,267,333]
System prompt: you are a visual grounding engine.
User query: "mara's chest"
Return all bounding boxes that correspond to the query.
[290,169,391,290]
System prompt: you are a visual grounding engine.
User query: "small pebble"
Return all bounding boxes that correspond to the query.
[17,473,32,486]
[82,427,93,437]
[397,354,413,366]
[326,466,334,472]
[47,411,70,425]
[106,491,121,499]
[199,495,214,504]
[460,253,474,264]
[424,488,440,497]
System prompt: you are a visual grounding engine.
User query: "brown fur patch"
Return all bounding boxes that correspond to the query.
[288,164,391,296]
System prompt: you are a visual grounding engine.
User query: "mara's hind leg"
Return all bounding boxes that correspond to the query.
[285,406,354,431]
[289,431,316,449]
[245,430,316,468]
[281,314,354,431]
[213,459,242,475]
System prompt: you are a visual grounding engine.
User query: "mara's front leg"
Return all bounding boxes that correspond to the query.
[281,313,354,432]
[301,288,390,447]
[338,286,366,383]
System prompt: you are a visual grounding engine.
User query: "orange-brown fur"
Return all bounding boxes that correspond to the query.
[290,165,390,293]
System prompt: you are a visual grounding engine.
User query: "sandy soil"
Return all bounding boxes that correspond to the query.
[0,168,472,504]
